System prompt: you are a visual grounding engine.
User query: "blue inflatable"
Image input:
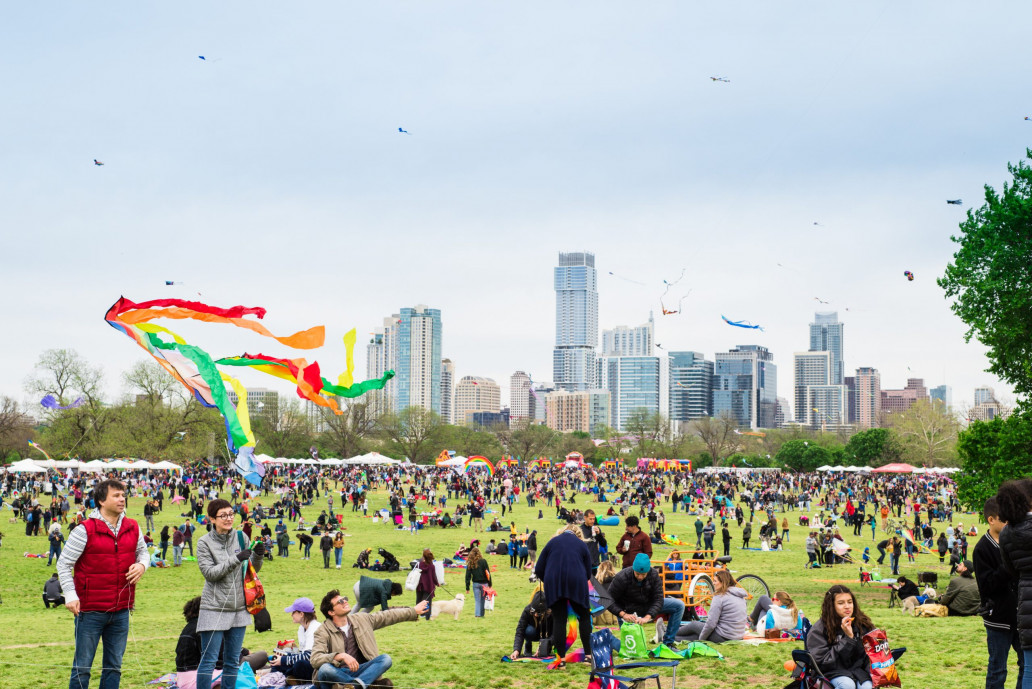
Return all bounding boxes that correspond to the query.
[598,516,620,526]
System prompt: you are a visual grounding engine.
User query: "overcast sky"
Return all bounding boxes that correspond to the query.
[3,2,1028,418]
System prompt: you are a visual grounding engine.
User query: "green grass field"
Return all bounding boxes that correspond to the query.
[0,488,1010,689]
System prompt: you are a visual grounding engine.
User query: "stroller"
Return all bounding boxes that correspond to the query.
[378,547,401,572]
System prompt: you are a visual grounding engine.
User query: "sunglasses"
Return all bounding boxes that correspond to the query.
[334,596,350,607]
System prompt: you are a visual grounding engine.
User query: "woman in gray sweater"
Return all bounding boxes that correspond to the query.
[195,499,265,689]
[675,570,748,643]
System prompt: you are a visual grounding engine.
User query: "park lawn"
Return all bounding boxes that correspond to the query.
[0,486,1007,689]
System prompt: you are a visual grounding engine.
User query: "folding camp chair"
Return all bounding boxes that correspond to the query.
[788,648,906,689]
[589,629,681,689]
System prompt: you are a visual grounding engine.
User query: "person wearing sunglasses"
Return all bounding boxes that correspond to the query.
[311,589,430,688]
[194,499,266,689]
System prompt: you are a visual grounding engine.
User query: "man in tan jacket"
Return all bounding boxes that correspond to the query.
[311,589,429,688]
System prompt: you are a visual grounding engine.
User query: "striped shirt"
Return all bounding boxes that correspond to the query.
[56,509,150,603]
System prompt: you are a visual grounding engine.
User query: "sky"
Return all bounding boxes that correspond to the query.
[2,2,1029,418]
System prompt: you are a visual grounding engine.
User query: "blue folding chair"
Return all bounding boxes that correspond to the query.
[589,629,681,689]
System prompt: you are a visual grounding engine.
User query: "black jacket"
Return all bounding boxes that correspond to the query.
[605,567,663,619]
[999,516,1032,648]
[513,605,554,652]
[805,619,872,685]
[973,532,1018,631]
[580,523,601,567]
[176,619,223,672]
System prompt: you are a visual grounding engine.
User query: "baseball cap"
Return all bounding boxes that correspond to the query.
[284,597,315,614]
[632,553,652,574]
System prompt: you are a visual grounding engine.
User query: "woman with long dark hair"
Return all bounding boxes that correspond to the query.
[416,548,439,620]
[806,585,876,689]
[997,479,1032,689]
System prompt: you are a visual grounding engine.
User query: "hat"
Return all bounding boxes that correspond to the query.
[632,553,652,574]
[284,597,315,614]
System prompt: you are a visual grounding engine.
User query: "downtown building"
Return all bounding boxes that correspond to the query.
[667,351,714,422]
[453,376,501,426]
[366,305,443,416]
[226,388,279,428]
[509,371,532,424]
[810,312,845,384]
[441,358,455,424]
[713,345,777,430]
[553,252,598,391]
[929,384,952,409]
[601,314,654,357]
[853,367,882,429]
[881,378,929,416]
[793,351,849,430]
[598,356,668,431]
[544,389,610,434]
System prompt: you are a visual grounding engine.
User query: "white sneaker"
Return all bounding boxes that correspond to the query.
[336,565,341,569]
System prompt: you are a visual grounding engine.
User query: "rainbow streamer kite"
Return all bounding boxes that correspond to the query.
[465,455,495,475]
[545,603,585,668]
[105,297,393,484]
[28,440,52,461]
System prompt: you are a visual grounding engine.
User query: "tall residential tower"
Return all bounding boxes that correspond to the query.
[553,252,598,391]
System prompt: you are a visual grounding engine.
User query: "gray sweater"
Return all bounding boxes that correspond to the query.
[699,587,748,641]
[196,529,263,632]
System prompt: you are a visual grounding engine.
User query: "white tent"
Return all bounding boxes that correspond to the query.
[7,459,45,473]
[816,465,833,472]
[319,458,343,466]
[438,455,468,467]
[128,460,156,470]
[842,466,864,472]
[80,459,111,472]
[105,459,135,470]
[830,465,846,471]
[151,460,182,471]
[357,452,400,465]
[254,453,279,464]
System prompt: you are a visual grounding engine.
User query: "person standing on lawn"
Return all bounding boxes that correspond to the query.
[58,479,149,689]
[974,495,1023,689]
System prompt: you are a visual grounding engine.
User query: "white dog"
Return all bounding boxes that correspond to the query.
[430,594,465,620]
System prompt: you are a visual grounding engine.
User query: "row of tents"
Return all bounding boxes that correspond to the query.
[3,458,183,472]
[815,463,960,474]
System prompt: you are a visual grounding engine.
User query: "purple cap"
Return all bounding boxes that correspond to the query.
[284,597,315,614]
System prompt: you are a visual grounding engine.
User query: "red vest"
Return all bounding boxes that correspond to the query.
[73,517,140,612]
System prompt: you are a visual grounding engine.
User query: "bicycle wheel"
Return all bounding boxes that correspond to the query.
[687,573,714,617]
[736,573,770,603]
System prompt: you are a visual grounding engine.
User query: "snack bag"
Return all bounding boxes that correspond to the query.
[861,629,901,688]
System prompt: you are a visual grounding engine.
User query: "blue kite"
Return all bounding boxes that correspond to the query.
[721,315,764,332]
[398,127,411,135]
[41,394,84,410]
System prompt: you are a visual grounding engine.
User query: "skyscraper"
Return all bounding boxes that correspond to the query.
[713,345,777,430]
[881,378,928,415]
[441,358,455,424]
[373,305,443,415]
[365,326,394,416]
[668,351,714,421]
[553,252,598,391]
[854,367,881,428]
[453,376,501,425]
[929,384,952,409]
[598,356,667,431]
[601,314,654,356]
[974,386,995,406]
[509,371,531,423]
[809,312,844,384]
[793,351,831,424]
[544,389,610,434]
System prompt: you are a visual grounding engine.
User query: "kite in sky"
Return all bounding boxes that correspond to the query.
[93,159,104,166]
[710,76,730,83]
[721,315,764,331]
[608,271,645,285]
[41,395,84,410]
[1025,116,1031,120]
[946,199,962,205]
[28,440,52,460]
[398,127,411,134]
[904,270,914,281]
[814,297,829,304]
[734,429,767,437]
[660,290,691,316]
[105,297,393,484]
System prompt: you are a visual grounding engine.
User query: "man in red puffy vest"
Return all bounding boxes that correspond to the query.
[57,479,149,689]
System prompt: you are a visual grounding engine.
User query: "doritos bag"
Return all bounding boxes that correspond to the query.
[618,623,649,659]
[861,629,901,688]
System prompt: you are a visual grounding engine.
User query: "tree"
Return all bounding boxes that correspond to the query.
[253,399,314,458]
[623,409,671,458]
[955,410,1032,511]
[886,400,960,466]
[123,360,180,405]
[843,428,903,467]
[25,349,104,407]
[689,414,742,466]
[495,421,555,462]
[939,149,1032,403]
[777,440,834,472]
[319,401,376,459]
[376,407,443,464]
[0,397,33,460]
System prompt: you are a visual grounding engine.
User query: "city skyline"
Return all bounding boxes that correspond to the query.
[3,4,1025,419]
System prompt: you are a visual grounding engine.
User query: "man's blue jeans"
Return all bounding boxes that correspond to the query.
[472,582,486,617]
[69,609,130,689]
[198,625,246,689]
[315,653,392,689]
[985,626,1022,689]
[660,597,685,646]
[48,543,62,566]
[1023,649,1032,689]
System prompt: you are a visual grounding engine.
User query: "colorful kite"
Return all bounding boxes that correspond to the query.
[710,76,730,83]
[721,315,764,331]
[465,456,495,475]
[40,395,84,410]
[904,271,914,281]
[946,199,962,205]
[733,429,766,437]
[27,440,52,461]
[105,297,393,484]
[93,159,104,166]
[661,534,691,547]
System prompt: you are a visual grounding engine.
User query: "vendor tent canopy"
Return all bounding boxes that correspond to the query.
[873,463,917,473]
[6,459,45,473]
[816,465,833,472]
[151,460,182,471]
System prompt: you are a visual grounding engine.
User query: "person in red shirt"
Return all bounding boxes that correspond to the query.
[615,516,652,569]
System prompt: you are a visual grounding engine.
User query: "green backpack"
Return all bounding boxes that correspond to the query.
[618,623,650,659]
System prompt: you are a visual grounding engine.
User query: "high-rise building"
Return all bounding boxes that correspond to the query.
[544,389,610,434]
[453,376,501,425]
[530,383,553,423]
[974,386,995,406]
[553,252,598,391]
[809,312,844,384]
[808,385,849,429]
[598,356,667,431]
[373,305,443,415]
[226,388,279,428]
[844,376,857,424]
[775,397,792,427]
[668,351,714,421]
[930,384,952,409]
[713,345,777,430]
[794,351,831,424]
[881,378,928,415]
[365,326,394,416]
[440,358,455,424]
[854,367,881,428]
[509,371,531,423]
[601,314,654,357]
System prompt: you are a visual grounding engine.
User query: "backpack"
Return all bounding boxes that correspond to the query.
[405,565,421,591]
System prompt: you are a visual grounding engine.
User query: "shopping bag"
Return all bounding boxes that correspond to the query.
[618,622,649,659]
[405,565,421,591]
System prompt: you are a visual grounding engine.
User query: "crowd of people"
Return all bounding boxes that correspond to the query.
[1,460,1027,689]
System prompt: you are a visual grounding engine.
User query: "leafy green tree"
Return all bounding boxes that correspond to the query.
[939,149,1032,403]
[844,428,903,467]
[777,440,834,472]
[624,409,670,458]
[318,401,376,459]
[955,410,1032,511]
[886,399,960,466]
[494,421,555,462]
[689,413,741,466]
[376,407,443,464]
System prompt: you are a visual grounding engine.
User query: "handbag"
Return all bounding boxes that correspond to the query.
[238,531,266,614]
[405,565,421,591]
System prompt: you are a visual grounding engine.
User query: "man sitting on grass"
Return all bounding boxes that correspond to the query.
[311,589,429,689]
[938,560,980,616]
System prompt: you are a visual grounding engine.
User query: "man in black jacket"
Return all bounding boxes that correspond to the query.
[580,509,604,574]
[974,496,1023,689]
[605,553,684,648]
